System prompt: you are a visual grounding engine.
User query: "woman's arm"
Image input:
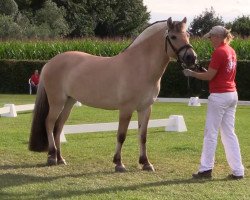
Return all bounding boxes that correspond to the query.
[183,67,218,81]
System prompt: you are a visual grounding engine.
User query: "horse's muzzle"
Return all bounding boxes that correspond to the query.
[183,54,197,67]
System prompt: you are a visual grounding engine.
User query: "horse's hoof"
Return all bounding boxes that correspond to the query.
[47,158,57,166]
[115,164,126,172]
[57,159,67,165]
[142,164,155,172]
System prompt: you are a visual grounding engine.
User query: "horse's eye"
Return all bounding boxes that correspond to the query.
[170,35,177,40]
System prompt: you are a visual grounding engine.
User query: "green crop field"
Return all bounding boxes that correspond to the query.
[0,94,249,199]
[0,37,250,61]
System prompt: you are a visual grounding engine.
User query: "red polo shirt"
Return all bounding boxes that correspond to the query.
[31,74,40,85]
[209,43,237,93]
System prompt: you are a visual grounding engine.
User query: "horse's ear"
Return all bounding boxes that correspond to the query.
[167,17,174,29]
[182,17,187,24]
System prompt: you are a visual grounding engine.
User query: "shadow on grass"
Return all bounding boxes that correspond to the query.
[81,177,229,195]
[0,165,115,189]
[0,167,230,200]
[0,163,47,170]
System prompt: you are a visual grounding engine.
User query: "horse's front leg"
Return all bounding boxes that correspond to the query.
[113,110,132,172]
[137,106,155,171]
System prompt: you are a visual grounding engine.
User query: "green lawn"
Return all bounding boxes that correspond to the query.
[0,94,249,200]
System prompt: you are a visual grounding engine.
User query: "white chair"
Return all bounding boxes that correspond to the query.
[28,78,32,95]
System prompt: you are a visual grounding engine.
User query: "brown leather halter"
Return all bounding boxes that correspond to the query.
[165,32,194,69]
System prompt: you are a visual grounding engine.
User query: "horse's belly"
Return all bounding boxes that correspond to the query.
[80,98,119,110]
[71,89,119,110]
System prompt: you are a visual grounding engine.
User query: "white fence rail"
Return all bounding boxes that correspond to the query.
[1,98,249,118]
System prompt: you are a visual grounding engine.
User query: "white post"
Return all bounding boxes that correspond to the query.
[1,104,17,117]
[60,131,67,143]
[75,101,82,107]
[165,115,187,132]
[188,97,201,106]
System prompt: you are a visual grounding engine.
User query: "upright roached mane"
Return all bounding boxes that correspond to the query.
[29,17,196,172]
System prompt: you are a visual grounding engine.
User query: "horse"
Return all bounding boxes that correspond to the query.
[29,17,197,172]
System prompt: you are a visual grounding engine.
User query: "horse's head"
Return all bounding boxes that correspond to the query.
[165,17,197,68]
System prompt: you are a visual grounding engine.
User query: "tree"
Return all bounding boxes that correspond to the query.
[54,0,150,37]
[93,0,150,37]
[0,15,22,39]
[231,15,250,37]
[189,7,224,36]
[0,0,18,16]
[0,0,150,39]
[56,1,95,37]
[34,0,69,38]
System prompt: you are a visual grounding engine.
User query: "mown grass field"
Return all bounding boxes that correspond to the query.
[0,94,249,200]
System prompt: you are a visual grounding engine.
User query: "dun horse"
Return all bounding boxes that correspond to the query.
[29,17,197,172]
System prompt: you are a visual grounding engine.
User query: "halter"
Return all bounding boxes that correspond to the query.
[165,31,207,92]
[165,32,194,69]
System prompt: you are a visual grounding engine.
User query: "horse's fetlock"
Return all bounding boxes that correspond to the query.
[48,148,57,157]
[139,155,148,165]
[113,154,121,164]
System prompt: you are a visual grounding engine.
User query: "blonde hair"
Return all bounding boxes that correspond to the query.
[224,29,234,44]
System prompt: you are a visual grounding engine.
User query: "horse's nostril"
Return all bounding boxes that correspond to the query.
[185,54,196,64]
[186,55,192,61]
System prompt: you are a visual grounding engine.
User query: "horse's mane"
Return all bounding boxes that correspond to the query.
[125,20,168,50]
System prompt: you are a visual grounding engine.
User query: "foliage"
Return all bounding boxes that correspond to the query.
[0,15,22,39]
[0,97,249,199]
[0,39,131,60]
[189,7,224,36]
[33,0,70,38]
[93,0,150,37]
[55,0,150,37]
[58,0,95,37]
[1,38,250,61]
[3,0,149,39]
[1,59,250,100]
[231,15,250,37]
[0,0,18,16]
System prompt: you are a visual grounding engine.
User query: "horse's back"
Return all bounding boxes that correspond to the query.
[42,51,124,109]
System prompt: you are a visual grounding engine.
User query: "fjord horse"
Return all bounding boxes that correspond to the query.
[29,17,197,172]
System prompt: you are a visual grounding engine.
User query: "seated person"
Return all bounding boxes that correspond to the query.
[30,70,40,94]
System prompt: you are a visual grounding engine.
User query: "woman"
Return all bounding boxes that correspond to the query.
[183,26,244,179]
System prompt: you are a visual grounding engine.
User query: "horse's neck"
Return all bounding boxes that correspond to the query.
[122,31,170,82]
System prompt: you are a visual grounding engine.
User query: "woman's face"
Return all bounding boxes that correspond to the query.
[209,34,224,48]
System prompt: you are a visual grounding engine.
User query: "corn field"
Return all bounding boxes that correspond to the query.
[0,37,249,60]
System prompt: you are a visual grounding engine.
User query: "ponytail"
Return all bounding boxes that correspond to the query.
[224,29,234,44]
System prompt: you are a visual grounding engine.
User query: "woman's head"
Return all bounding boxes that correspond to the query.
[204,26,234,47]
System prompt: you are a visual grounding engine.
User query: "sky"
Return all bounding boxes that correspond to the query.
[143,0,250,26]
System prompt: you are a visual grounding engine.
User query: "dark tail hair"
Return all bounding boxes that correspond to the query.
[29,82,49,152]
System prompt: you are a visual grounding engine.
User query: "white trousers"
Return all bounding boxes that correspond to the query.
[199,92,244,176]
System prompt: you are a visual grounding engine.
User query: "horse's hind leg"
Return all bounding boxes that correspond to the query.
[137,106,155,171]
[46,98,66,166]
[53,97,76,165]
[113,110,132,172]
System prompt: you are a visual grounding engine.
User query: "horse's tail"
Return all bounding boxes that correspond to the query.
[29,81,49,152]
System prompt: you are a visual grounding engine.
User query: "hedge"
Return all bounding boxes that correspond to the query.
[0,59,250,100]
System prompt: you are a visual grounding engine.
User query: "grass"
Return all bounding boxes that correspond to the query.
[0,94,249,199]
